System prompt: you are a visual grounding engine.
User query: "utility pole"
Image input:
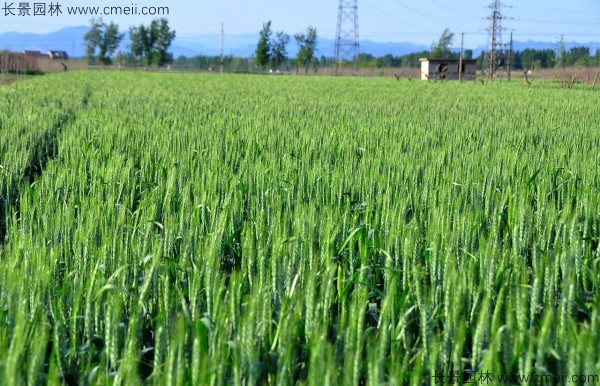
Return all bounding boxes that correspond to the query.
[485,0,510,81]
[334,0,359,76]
[459,32,464,82]
[220,23,224,74]
[508,32,513,81]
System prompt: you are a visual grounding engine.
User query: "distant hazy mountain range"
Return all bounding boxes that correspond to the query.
[1,26,598,59]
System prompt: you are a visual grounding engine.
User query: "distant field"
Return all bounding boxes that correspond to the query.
[35,58,88,72]
[1,73,599,385]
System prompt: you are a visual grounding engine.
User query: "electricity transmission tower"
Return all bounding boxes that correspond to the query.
[485,0,510,80]
[334,0,359,75]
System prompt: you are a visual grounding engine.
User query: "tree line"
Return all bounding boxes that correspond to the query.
[84,18,175,67]
[83,21,599,72]
[165,46,600,74]
[170,55,332,74]
[254,21,318,74]
[358,30,600,71]
[355,46,600,71]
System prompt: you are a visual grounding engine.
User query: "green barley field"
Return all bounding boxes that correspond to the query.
[1,72,599,385]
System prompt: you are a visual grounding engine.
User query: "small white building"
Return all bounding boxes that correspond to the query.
[419,58,477,81]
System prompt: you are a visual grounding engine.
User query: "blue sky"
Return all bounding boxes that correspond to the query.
[1,0,598,47]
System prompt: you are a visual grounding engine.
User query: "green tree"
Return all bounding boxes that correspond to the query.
[512,51,522,69]
[555,36,567,68]
[84,19,103,64]
[130,25,153,66]
[98,22,124,66]
[129,19,175,67]
[270,31,290,69]
[521,49,536,70]
[431,28,454,59]
[255,21,272,69]
[129,24,152,65]
[540,49,556,68]
[84,19,124,66]
[152,19,176,67]
[568,46,590,67]
[294,27,317,74]
[476,51,486,70]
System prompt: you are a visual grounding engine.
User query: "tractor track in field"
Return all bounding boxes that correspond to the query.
[0,110,75,245]
[0,87,92,246]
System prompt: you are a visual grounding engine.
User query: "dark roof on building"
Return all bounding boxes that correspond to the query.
[48,50,69,59]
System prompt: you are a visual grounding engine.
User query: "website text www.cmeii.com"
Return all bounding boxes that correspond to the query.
[433,371,600,385]
[2,2,169,17]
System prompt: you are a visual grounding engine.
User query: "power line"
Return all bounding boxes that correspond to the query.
[510,33,600,37]
[388,0,431,19]
[511,5,597,14]
[422,0,470,17]
[361,0,421,31]
[513,18,599,26]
